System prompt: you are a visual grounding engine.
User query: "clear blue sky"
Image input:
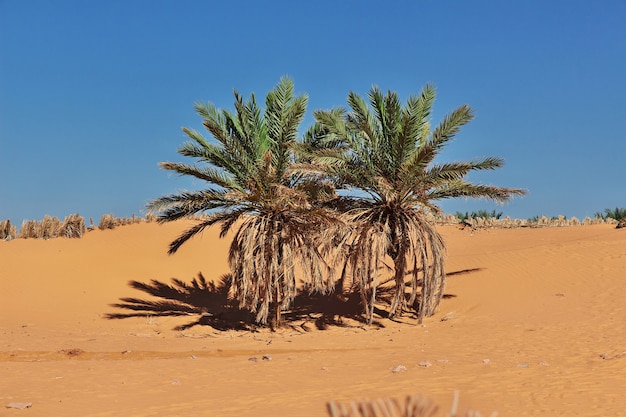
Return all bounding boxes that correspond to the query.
[1,1,625,226]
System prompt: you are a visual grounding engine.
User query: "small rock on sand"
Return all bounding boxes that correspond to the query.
[6,402,32,409]
[418,361,432,367]
[59,348,83,358]
[390,365,407,373]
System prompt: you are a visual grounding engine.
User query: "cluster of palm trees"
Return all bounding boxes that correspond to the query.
[148,77,525,328]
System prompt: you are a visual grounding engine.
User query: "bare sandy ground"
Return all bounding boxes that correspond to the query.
[1,221,625,416]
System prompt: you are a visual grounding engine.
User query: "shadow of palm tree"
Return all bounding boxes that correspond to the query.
[345,267,485,323]
[105,273,256,331]
[284,283,378,330]
[106,268,483,331]
[106,272,378,331]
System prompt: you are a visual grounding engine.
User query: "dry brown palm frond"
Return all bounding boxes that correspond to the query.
[229,208,338,326]
[332,205,445,324]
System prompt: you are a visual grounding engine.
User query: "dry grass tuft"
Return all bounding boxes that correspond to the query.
[40,215,61,239]
[59,213,86,238]
[18,219,38,238]
[327,392,496,417]
[328,394,437,417]
[99,213,145,230]
[16,214,86,239]
[8,213,153,239]
[0,219,17,240]
[99,213,119,230]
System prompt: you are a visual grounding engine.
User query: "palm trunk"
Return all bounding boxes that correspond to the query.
[389,250,406,317]
[273,285,281,329]
[272,222,284,330]
[388,215,406,318]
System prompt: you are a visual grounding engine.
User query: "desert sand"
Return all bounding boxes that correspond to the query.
[1,221,625,416]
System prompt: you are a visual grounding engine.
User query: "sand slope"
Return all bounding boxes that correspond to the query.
[1,221,625,416]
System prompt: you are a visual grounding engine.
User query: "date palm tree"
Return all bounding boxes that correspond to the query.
[147,77,335,327]
[313,84,526,323]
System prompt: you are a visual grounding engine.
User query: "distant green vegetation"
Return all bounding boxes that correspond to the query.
[455,210,503,222]
[527,214,565,222]
[595,207,626,221]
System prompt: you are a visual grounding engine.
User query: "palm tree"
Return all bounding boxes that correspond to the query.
[313,84,526,323]
[147,77,335,327]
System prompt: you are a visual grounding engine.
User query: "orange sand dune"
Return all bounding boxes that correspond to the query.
[2,221,626,416]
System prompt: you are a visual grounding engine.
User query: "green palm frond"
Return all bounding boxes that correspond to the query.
[313,108,348,135]
[419,157,505,183]
[266,77,302,143]
[147,189,236,221]
[264,77,308,181]
[158,162,241,190]
[431,104,474,147]
[346,91,380,147]
[167,211,248,254]
[427,180,526,203]
[397,85,435,156]
[405,105,474,174]
[377,88,402,172]
[193,103,229,144]
[180,126,213,149]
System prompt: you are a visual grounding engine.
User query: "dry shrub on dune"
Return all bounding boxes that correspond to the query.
[100,213,155,228]
[99,213,144,230]
[6,213,149,240]
[16,214,85,239]
[124,213,143,225]
[99,213,122,230]
[0,219,17,240]
[39,215,61,239]
[59,213,86,238]
[18,219,39,238]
